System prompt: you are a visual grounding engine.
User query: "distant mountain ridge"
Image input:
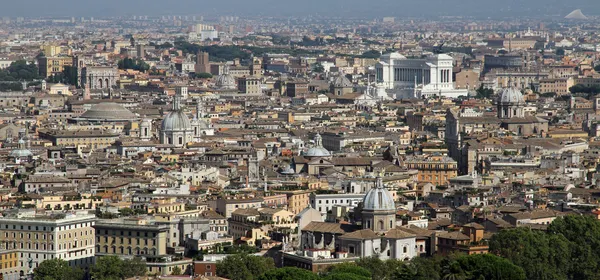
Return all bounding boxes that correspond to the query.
[565,9,588,19]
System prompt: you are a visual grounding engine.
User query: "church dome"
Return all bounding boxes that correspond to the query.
[305,146,331,157]
[215,65,236,90]
[10,139,32,158]
[498,87,524,104]
[79,102,136,121]
[305,133,331,157]
[192,118,210,129]
[363,177,395,211]
[215,74,236,90]
[332,75,353,88]
[161,111,192,132]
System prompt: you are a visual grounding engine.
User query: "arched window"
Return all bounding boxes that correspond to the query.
[403,246,407,253]
[378,220,384,231]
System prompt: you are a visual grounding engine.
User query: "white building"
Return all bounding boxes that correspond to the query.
[309,193,365,215]
[376,52,468,99]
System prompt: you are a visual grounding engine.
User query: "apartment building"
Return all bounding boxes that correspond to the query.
[0,211,96,270]
[94,218,190,276]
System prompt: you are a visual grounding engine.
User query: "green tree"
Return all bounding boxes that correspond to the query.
[324,263,371,280]
[556,48,565,56]
[490,227,569,280]
[257,267,319,280]
[33,259,84,280]
[118,58,150,73]
[455,254,526,280]
[547,215,600,280]
[312,63,324,73]
[91,255,125,280]
[122,257,147,278]
[118,207,134,216]
[410,256,444,280]
[216,254,274,280]
[361,50,382,59]
[0,59,41,81]
[61,66,79,86]
[194,72,213,79]
[171,266,182,275]
[540,92,556,98]
[442,262,465,280]
[475,84,494,99]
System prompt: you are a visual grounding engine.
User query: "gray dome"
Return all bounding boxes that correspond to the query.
[215,74,236,90]
[280,164,295,175]
[10,139,32,158]
[161,111,192,131]
[305,133,330,157]
[363,177,395,211]
[332,75,353,88]
[498,87,524,104]
[79,102,136,121]
[305,147,331,157]
[192,118,210,129]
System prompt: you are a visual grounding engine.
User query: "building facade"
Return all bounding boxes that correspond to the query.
[0,212,96,271]
[376,53,468,99]
[81,66,118,90]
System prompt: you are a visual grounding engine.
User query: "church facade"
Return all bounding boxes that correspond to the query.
[299,177,418,261]
[446,85,548,173]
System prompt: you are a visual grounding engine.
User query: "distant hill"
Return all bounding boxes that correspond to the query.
[565,9,588,19]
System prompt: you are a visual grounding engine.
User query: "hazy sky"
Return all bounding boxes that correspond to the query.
[1,0,599,18]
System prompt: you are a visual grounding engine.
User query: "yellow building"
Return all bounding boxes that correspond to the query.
[21,194,103,210]
[539,77,574,95]
[0,250,19,280]
[37,56,73,78]
[94,218,191,276]
[273,190,312,214]
[94,218,169,257]
[42,45,62,57]
[38,129,120,149]
[405,155,458,186]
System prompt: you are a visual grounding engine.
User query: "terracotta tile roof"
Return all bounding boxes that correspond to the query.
[341,229,379,240]
[437,231,471,241]
[463,222,484,230]
[385,228,417,239]
[302,222,357,234]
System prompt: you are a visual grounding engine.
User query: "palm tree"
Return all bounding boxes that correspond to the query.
[442,262,466,280]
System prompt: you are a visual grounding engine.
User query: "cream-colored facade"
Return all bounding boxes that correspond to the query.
[0,212,96,271]
[274,190,312,214]
[38,130,120,149]
[405,155,458,186]
[94,219,169,257]
[38,56,73,78]
[539,77,574,95]
[94,218,192,276]
[22,195,103,210]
